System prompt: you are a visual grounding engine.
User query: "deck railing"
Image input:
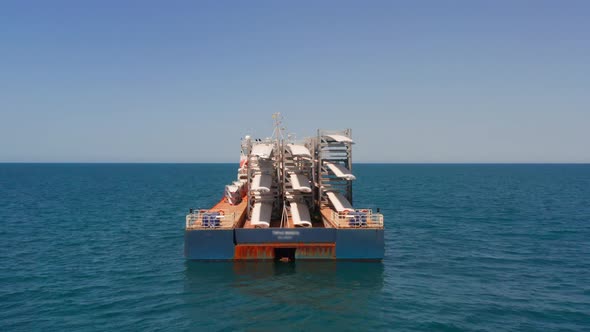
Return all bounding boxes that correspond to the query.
[330,209,384,228]
[186,209,238,229]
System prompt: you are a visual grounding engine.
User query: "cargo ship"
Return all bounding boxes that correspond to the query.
[185,114,384,260]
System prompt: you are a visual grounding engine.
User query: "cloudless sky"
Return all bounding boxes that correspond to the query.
[1,1,588,162]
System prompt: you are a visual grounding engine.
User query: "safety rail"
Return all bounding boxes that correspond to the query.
[330,209,384,228]
[186,209,238,229]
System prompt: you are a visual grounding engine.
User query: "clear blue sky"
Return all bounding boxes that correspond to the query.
[1,1,588,162]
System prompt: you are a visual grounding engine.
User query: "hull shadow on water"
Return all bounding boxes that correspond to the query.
[182,261,385,330]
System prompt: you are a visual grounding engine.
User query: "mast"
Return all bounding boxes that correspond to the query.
[271,113,289,228]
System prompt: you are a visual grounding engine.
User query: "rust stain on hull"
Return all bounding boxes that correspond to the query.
[234,243,336,260]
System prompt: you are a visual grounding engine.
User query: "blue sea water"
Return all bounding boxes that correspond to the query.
[1,163,589,331]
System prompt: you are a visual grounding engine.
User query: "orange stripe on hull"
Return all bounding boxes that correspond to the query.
[234,243,336,260]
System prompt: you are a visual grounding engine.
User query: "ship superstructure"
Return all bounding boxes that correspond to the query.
[185,114,384,260]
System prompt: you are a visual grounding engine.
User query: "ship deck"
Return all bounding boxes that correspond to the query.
[192,199,382,230]
[242,216,327,229]
[320,207,383,229]
[210,197,248,228]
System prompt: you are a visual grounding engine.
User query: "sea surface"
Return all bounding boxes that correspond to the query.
[1,163,589,331]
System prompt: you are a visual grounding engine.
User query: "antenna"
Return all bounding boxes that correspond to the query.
[271,112,285,140]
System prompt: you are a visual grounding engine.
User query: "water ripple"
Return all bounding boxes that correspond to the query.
[1,164,589,331]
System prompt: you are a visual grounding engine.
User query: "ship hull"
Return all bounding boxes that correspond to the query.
[184,229,235,260]
[184,228,384,260]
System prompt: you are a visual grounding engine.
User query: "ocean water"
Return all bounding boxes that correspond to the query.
[1,163,589,331]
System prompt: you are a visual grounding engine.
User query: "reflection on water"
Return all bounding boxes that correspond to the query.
[183,261,385,330]
[185,260,384,282]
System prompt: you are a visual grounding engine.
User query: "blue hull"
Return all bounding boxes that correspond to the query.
[184,229,235,260]
[184,228,384,260]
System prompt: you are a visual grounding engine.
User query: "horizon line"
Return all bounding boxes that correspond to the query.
[1,161,589,165]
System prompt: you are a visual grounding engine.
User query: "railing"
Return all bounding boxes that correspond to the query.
[330,209,384,228]
[186,209,238,229]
